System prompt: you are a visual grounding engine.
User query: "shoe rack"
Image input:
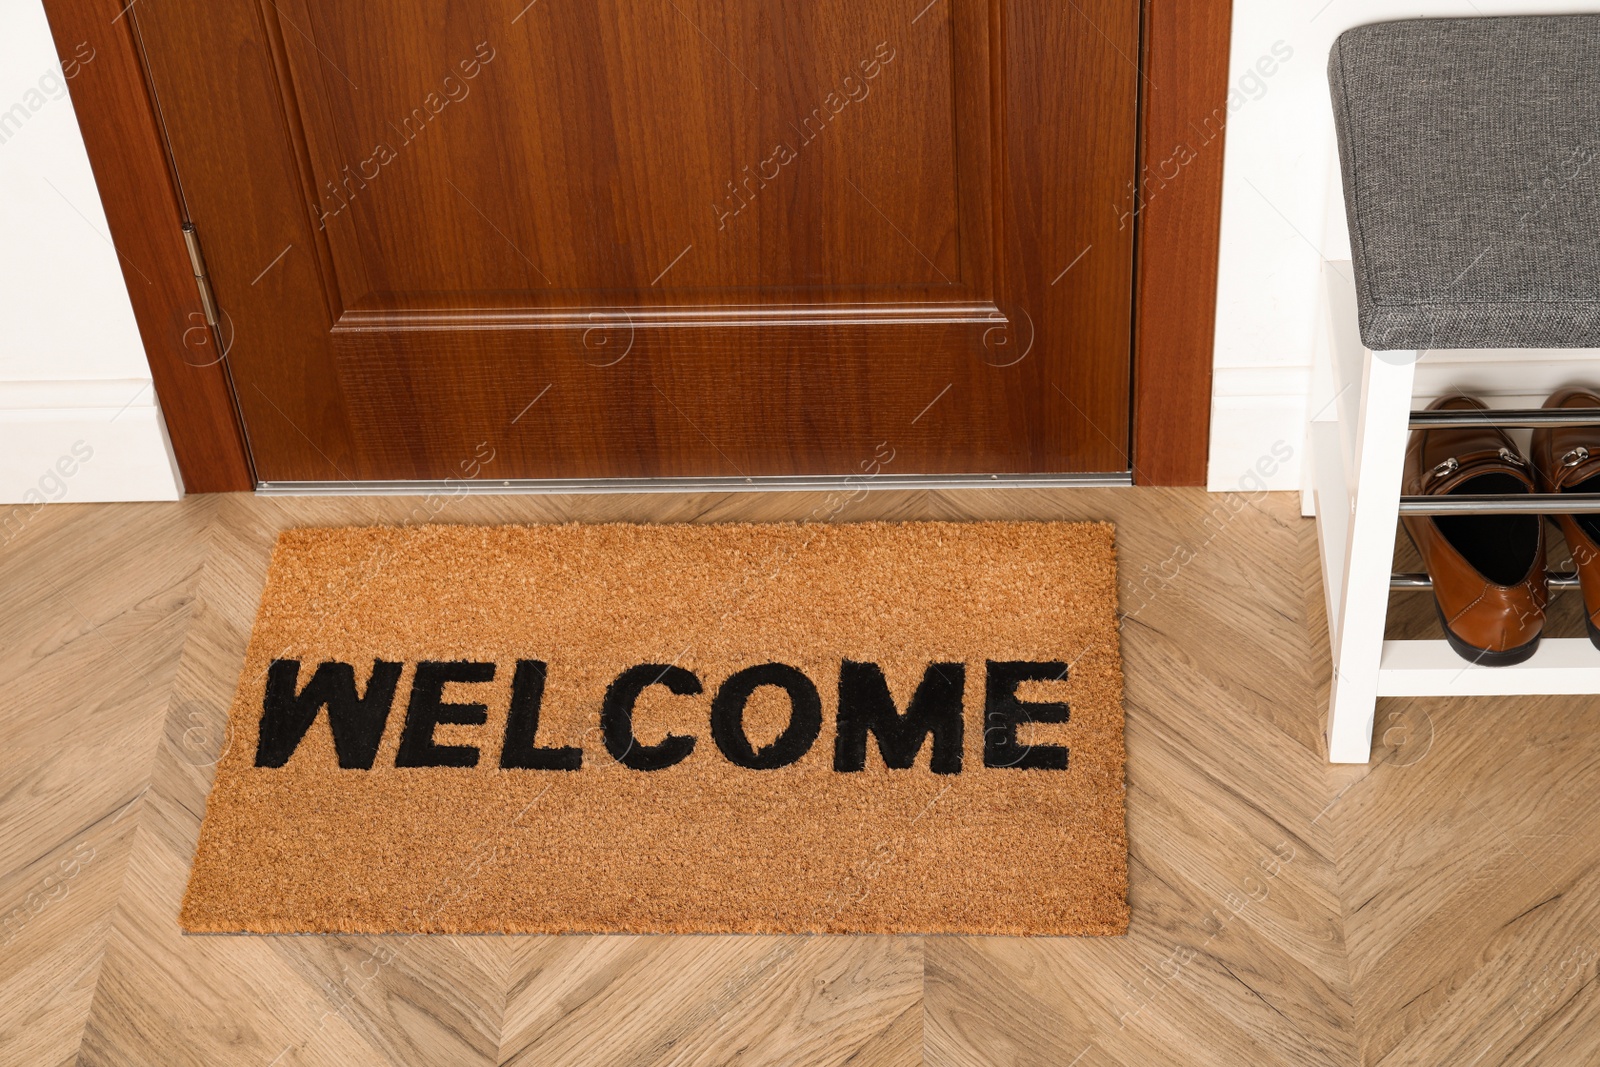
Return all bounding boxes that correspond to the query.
[1306,265,1600,764]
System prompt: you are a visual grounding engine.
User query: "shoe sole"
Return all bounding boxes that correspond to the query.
[1434,600,1542,666]
[1590,614,1600,653]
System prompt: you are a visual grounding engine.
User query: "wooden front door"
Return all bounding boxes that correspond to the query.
[133,0,1137,483]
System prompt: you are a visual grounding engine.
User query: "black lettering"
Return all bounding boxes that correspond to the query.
[499,659,581,770]
[834,661,964,774]
[602,664,700,771]
[983,660,1070,769]
[711,663,821,770]
[255,659,401,768]
[396,661,495,768]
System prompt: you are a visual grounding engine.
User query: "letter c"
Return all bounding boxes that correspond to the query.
[602,664,701,770]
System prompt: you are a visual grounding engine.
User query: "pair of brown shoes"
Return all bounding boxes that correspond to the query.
[1404,389,1600,665]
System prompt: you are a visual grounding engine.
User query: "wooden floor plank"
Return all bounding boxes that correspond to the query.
[2,489,1598,1065]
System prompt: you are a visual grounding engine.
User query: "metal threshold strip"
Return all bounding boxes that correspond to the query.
[256,472,1135,497]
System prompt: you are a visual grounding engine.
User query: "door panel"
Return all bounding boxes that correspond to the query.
[135,0,1138,481]
[284,0,979,303]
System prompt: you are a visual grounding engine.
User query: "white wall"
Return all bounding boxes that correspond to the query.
[0,0,182,510]
[1207,0,1600,493]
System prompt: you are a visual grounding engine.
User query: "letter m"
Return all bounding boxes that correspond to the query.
[834,661,965,774]
[255,659,403,768]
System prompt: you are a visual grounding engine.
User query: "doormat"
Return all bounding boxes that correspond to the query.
[181,521,1129,935]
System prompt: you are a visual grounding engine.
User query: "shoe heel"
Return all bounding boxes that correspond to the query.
[1589,614,1600,653]
[1434,599,1542,666]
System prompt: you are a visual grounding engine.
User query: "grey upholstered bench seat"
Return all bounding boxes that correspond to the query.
[1329,16,1600,351]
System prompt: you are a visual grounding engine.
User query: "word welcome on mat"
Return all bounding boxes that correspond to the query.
[256,658,1075,773]
[183,521,1129,936]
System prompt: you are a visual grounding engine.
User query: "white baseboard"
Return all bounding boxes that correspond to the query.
[1206,393,1305,493]
[0,379,183,506]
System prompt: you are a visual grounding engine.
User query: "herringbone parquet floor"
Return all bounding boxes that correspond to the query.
[4,487,1599,1066]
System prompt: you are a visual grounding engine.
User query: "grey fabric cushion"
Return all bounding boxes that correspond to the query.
[1329,16,1600,350]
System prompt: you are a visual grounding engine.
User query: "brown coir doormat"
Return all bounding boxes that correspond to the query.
[181,521,1128,936]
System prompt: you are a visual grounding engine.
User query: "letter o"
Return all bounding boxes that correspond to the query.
[710,663,822,769]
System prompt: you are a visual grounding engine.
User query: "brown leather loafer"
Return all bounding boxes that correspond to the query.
[1403,396,1548,665]
[1531,388,1600,650]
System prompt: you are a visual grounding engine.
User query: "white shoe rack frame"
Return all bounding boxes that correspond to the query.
[1305,267,1600,763]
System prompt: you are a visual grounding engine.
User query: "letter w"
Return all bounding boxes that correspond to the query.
[255,659,403,768]
[834,661,964,774]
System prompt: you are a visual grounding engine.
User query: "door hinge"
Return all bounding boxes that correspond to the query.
[181,222,221,329]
